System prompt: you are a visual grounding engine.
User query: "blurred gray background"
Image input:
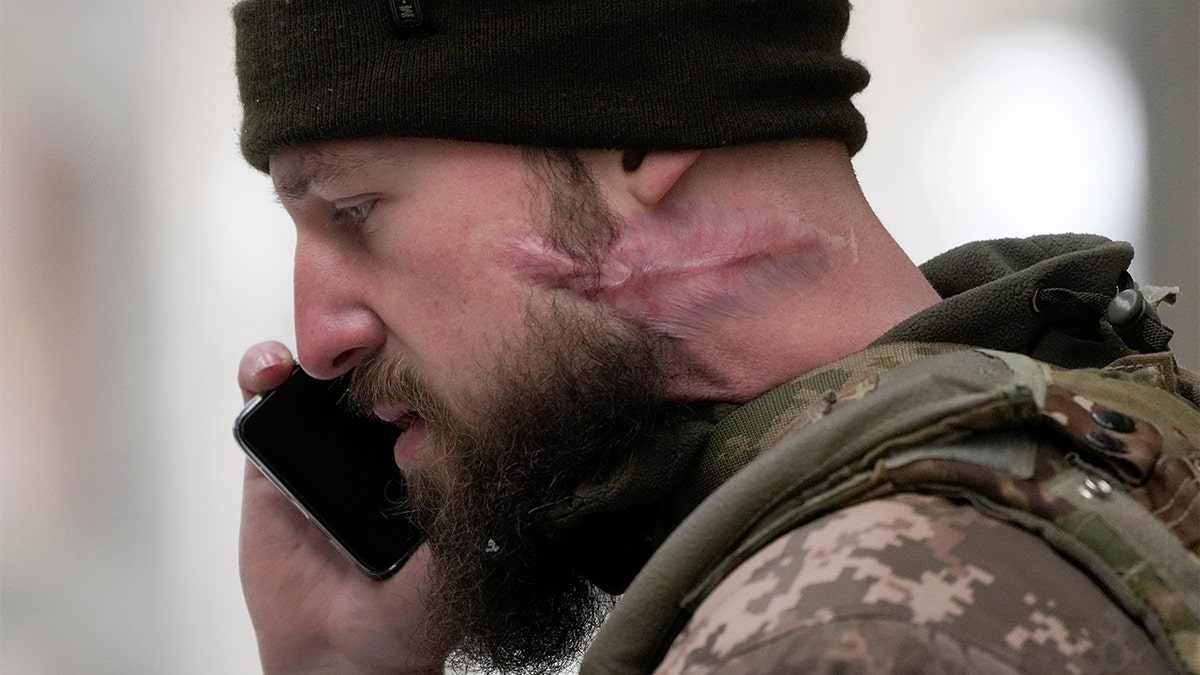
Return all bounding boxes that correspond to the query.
[2,1,1196,673]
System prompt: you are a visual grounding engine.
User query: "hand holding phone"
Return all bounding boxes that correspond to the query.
[235,343,449,674]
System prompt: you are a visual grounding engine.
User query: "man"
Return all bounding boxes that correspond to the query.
[232,1,1200,673]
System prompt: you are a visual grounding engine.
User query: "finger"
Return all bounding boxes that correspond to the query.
[238,341,296,403]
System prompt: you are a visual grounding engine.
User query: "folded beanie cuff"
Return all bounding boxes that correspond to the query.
[234,0,870,173]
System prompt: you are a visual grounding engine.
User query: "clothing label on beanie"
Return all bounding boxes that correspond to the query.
[388,0,424,32]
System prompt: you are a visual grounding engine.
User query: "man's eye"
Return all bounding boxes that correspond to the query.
[331,200,376,227]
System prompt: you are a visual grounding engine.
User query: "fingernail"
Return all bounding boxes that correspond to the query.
[252,350,284,374]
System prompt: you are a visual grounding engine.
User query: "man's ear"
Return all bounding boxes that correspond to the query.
[623,149,703,206]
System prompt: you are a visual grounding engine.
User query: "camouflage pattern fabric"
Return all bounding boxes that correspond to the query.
[656,493,1175,674]
[665,342,964,520]
[582,344,1200,674]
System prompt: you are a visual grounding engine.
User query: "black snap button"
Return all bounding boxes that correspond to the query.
[1105,288,1145,329]
[1091,408,1136,433]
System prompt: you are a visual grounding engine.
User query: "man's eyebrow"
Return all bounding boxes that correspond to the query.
[273,172,314,205]
[272,148,380,205]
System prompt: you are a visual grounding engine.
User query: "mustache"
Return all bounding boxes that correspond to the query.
[344,354,451,425]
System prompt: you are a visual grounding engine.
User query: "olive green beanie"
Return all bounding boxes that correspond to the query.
[234,0,870,173]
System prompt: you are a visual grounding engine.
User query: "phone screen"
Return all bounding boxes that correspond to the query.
[234,367,423,578]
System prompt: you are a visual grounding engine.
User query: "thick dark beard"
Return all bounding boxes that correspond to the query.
[349,305,668,674]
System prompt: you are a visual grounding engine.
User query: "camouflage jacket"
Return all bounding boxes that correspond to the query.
[574,236,1199,674]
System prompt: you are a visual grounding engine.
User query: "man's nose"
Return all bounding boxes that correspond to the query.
[292,237,385,379]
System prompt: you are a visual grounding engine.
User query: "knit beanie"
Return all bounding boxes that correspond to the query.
[234,0,870,173]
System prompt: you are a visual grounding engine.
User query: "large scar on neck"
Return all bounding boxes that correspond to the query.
[504,201,844,339]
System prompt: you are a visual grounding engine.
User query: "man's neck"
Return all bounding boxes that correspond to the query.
[518,140,942,402]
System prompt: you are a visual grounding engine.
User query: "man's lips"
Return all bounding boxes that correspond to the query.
[372,402,418,429]
[372,402,426,467]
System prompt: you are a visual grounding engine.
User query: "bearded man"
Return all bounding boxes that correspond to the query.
[232,1,1200,674]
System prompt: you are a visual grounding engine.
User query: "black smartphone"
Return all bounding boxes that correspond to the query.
[234,366,423,579]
